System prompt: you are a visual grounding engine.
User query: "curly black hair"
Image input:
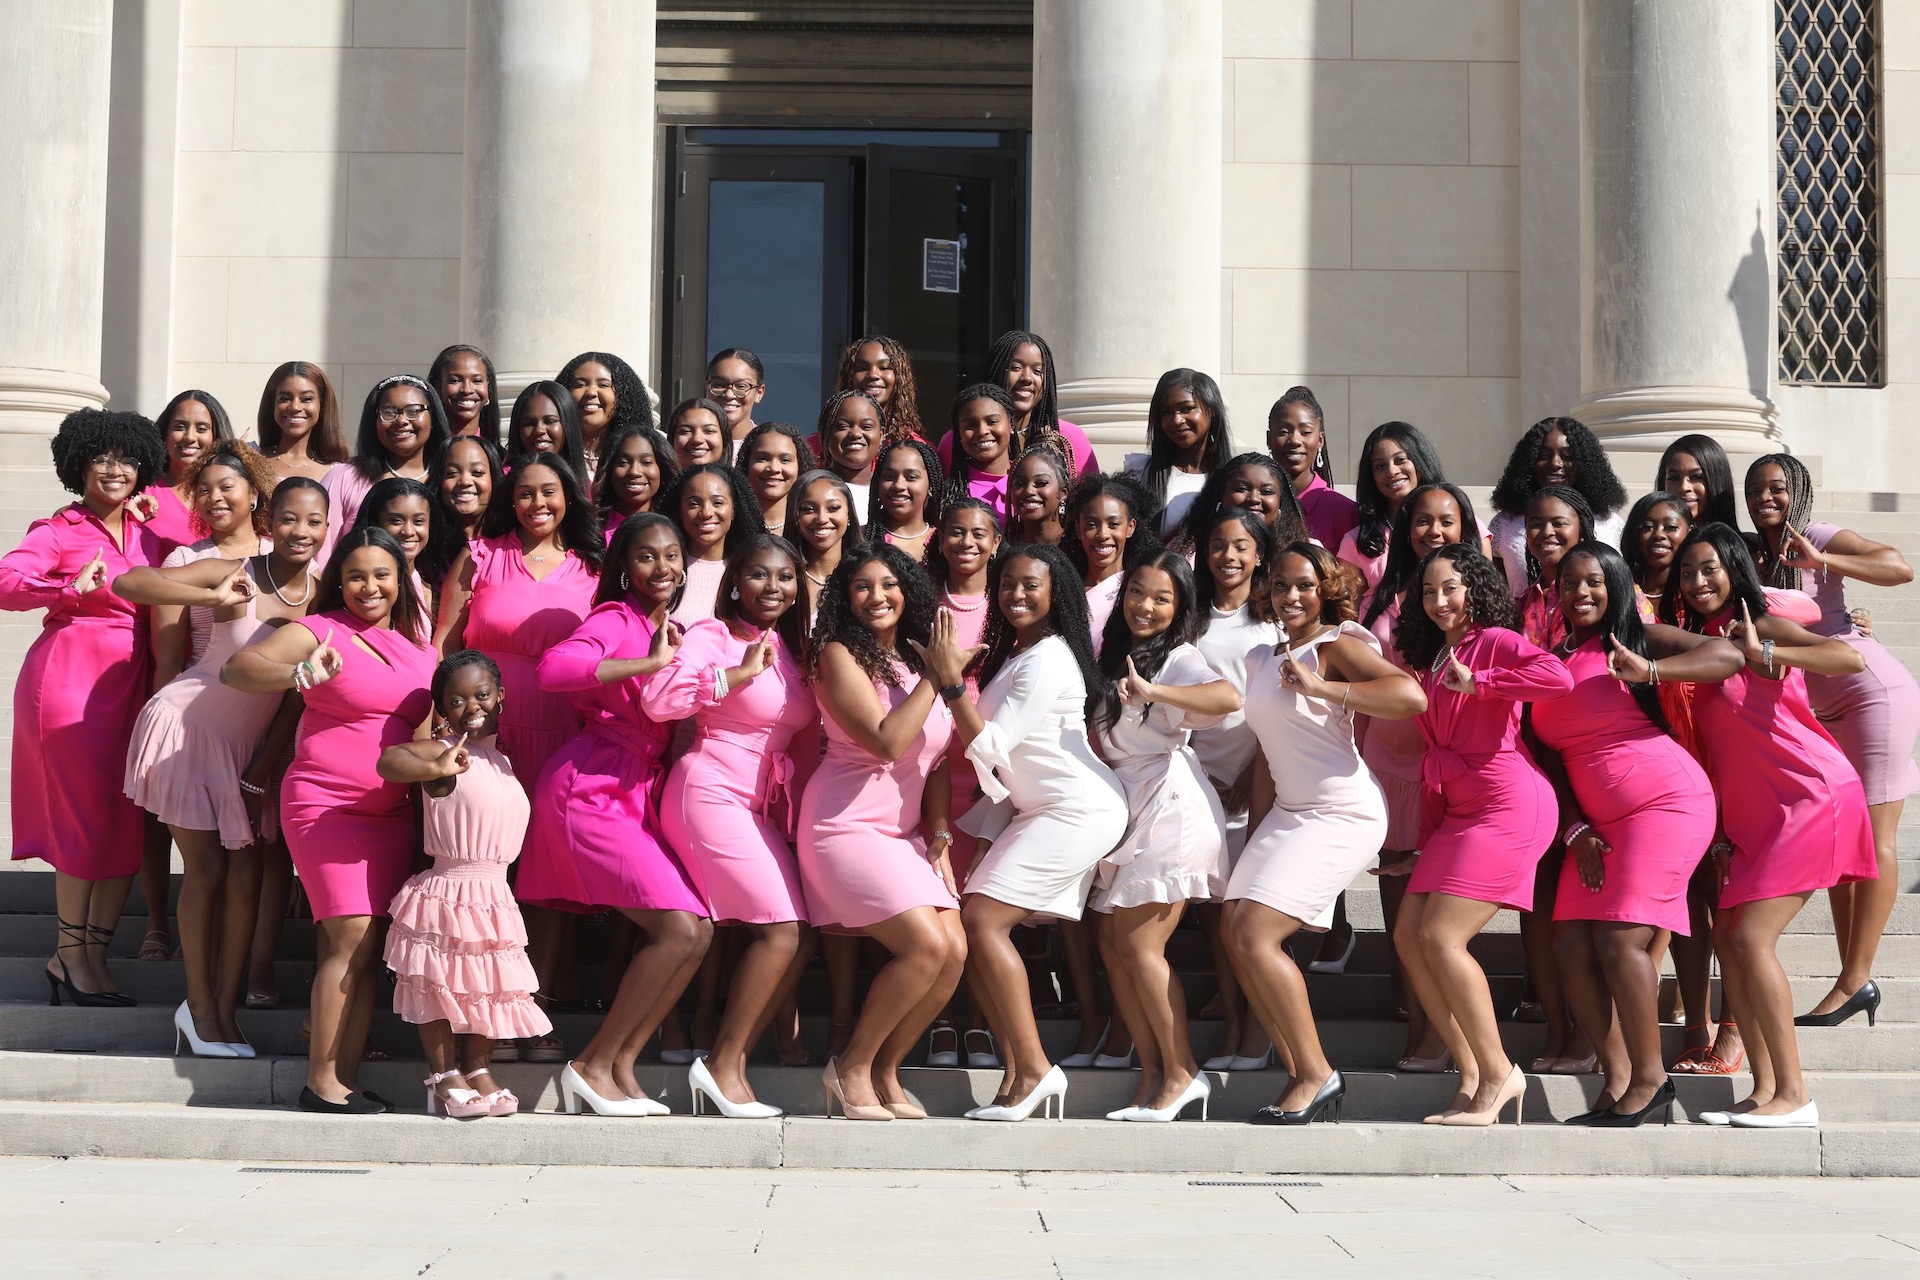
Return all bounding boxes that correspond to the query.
[1138,369,1234,508]
[1194,507,1274,624]
[1523,483,1596,585]
[1490,416,1626,520]
[1169,451,1308,554]
[593,421,678,521]
[941,383,1020,511]
[1555,541,1671,734]
[51,408,166,496]
[598,510,686,610]
[431,648,503,714]
[1064,472,1164,581]
[317,527,426,642]
[1655,433,1738,529]
[1622,491,1692,597]
[354,476,456,591]
[558,350,655,438]
[1664,521,1771,630]
[479,450,604,572]
[1352,421,1446,558]
[1365,482,1484,628]
[351,375,451,484]
[715,532,811,668]
[1094,550,1202,736]
[428,345,502,451]
[1392,543,1516,671]
[985,329,1075,467]
[978,542,1105,719]
[808,540,939,688]
[866,437,945,548]
[662,461,765,562]
[180,440,277,538]
[508,380,589,490]
[835,335,923,445]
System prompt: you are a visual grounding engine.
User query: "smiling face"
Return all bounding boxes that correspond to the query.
[1010,453,1065,527]
[514,392,569,457]
[194,461,255,537]
[1122,564,1179,640]
[876,444,931,528]
[1420,555,1470,636]
[940,506,1000,582]
[1557,550,1608,632]
[1744,462,1792,533]
[512,462,567,542]
[1531,428,1577,489]
[375,493,432,566]
[624,522,684,611]
[1369,436,1419,509]
[826,398,880,475]
[706,356,765,431]
[1078,493,1137,577]
[273,376,320,443]
[1660,451,1711,521]
[1206,518,1262,598]
[1525,496,1581,574]
[440,661,503,739]
[1678,540,1734,619]
[1156,384,1212,459]
[1635,500,1690,574]
[439,439,492,525]
[271,487,328,566]
[608,432,661,514]
[1266,403,1322,487]
[83,449,141,510]
[745,432,800,509]
[436,353,489,435]
[734,546,799,628]
[795,477,850,557]
[1221,462,1284,526]
[376,384,430,461]
[1269,551,1323,638]
[679,472,733,555]
[671,407,725,468]
[996,553,1054,638]
[847,556,906,638]
[849,341,896,408]
[165,399,218,477]
[567,361,616,433]
[339,545,401,623]
[956,397,1012,471]
[1408,489,1465,558]
[1000,341,1047,422]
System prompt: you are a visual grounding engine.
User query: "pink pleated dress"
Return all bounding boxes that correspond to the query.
[279,610,438,919]
[1409,627,1573,910]
[798,662,958,930]
[0,505,161,879]
[383,737,551,1039]
[518,600,705,916]
[1531,639,1717,932]
[124,568,284,849]
[1360,591,1426,851]
[645,619,817,925]
[1691,608,1878,907]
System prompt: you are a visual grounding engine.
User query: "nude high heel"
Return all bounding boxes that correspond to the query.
[1438,1063,1526,1127]
[823,1057,893,1121]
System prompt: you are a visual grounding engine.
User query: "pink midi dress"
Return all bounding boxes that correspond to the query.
[124,567,285,849]
[798,662,958,930]
[645,619,817,925]
[518,600,705,916]
[1531,639,1718,932]
[1793,523,1920,806]
[1409,627,1572,910]
[1360,592,1427,851]
[1191,602,1273,867]
[279,610,437,919]
[140,483,199,557]
[457,533,596,801]
[0,505,161,879]
[1691,609,1878,908]
[383,737,552,1039]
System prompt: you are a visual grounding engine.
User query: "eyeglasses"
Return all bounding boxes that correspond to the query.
[377,404,431,423]
[88,454,138,472]
[705,379,761,398]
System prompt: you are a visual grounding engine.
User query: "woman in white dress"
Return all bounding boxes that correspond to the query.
[919,543,1127,1123]
[1223,542,1425,1124]
[1090,551,1240,1122]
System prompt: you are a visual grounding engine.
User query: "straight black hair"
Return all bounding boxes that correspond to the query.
[1353,421,1446,558]
[1139,368,1233,506]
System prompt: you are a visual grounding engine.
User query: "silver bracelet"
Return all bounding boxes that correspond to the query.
[238,779,265,797]
[1563,820,1591,848]
[1761,638,1775,675]
[713,669,731,700]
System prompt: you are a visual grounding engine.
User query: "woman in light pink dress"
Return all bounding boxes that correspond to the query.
[380,651,550,1120]
[1667,523,1876,1128]
[223,528,437,1114]
[520,514,712,1116]
[662,462,766,629]
[799,542,966,1120]
[645,534,817,1117]
[2,410,166,1007]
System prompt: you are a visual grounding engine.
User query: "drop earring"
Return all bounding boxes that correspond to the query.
[729,588,739,600]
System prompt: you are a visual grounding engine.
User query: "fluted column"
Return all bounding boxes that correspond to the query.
[1574,0,1781,456]
[1029,0,1222,453]
[461,1,657,400]
[0,1,115,434]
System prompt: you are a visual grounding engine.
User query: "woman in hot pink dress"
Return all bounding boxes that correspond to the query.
[142,390,234,556]
[2,410,166,1007]
[521,513,712,1117]
[935,330,1100,481]
[799,543,966,1120]
[1667,523,1876,1129]
[645,534,816,1118]
[1390,544,1568,1126]
[223,528,437,1114]
[1527,543,1737,1127]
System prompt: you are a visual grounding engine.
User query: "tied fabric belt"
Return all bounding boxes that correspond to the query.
[1421,745,1494,789]
[697,726,798,837]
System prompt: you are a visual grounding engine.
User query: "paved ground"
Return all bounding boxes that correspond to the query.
[5,1157,1919,1279]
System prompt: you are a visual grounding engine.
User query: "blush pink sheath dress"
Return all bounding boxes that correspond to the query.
[940,589,991,880]
[518,600,705,916]
[797,662,958,931]
[140,483,199,558]
[1360,591,1426,851]
[125,572,283,849]
[1086,574,1123,659]
[279,610,437,919]
[458,534,596,803]
[1409,627,1573,910]
[384,737,552,1040]
[645,619,816,925]
[0,506,161,879]
[1794,523,1920,806]
[1691,609,1879,908]
[1531,640,1717,932]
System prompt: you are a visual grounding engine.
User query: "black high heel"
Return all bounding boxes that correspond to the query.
[1588,1079,1676,1128]
[1563,1093,1619,1126]
[45,918,124,1008]
[1249,1071,1345,1125]
[1794,980,1880,1027]
[84,923,135,1006]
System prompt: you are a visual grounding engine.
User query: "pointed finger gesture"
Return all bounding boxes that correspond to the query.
[1780,521,1825,570]
[433,731,471,778]
[212,560,256,608]
[1729,600,1764,663]
[1441,650,1476,695]
[648,614,682,665]
[306,627,343,686]
[127,492,159,523]
[70,550,108,595]
[1605,635,1651,684]
[1118,655,1154,706]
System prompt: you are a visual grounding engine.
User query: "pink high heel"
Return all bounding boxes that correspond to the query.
[424,1069,491,1119]
[480,1087,519,1116]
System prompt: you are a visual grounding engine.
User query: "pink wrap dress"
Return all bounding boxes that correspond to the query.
[1410,627,1572,909]
[645,619,816,925]
[279,610,437,919]
[1531,639,1717,932]
[519,601,705,916]
[0,505,161,878]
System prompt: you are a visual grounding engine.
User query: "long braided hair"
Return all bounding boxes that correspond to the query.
[835,335,923,445]
[1748,453,1816,591]
[985,329,1073,468]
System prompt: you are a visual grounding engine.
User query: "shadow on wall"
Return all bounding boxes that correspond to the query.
[1730,207,1772,400]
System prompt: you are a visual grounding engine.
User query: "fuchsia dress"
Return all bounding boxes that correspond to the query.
[457,534,596,796]
[279,610,437,919]
[140,483,199,557]
[1531,639,1718,932]
[1295,474,1360,552]
[0,505,161,878]
[645,620,817,925]
[384,737,551,1040]
[1693,609,1878,907]
[519,601,704,915]
[1361,592,1426,850]
[798,660,957,930]
[1410,628,1572,909]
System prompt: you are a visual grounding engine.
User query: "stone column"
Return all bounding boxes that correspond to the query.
[462,0,657,403]
[1029,0,1223,453]
[0,0,116,435]
[1574,0,1781,460]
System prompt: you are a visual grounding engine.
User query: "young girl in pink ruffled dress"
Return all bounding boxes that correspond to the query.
[379,650,550,1119]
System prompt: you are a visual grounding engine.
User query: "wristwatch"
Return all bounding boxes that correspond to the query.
[939,683,966,703]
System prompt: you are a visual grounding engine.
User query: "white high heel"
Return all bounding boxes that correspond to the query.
[1092,1046,1137,1070]
[1058,1020,1111,1069]
[1104,1104,1142,1121]
[173,1002,238,1059]
[1124,1073,1211,1123]
[689,1056,781,1118]
[558,1062,667,1117]
[967,1065,1068,1122]
[1227,1046,1276,1072]
[225,1024,256,1060]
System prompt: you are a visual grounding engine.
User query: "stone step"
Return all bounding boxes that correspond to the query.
[0,1097,1911,1176]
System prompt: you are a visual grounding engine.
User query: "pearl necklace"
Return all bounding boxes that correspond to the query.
[804,568,830,587]
[889,525,931,542]
[264,557,313,607]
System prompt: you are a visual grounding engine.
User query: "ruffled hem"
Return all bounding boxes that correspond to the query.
[390,979,553,1039]
[387,876,529,948]
[1090,870,1222,912]
[124,703,259,849]
[384,930,540,992]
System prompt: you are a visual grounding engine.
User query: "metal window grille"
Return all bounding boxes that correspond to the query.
[1777,0,1882,385]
